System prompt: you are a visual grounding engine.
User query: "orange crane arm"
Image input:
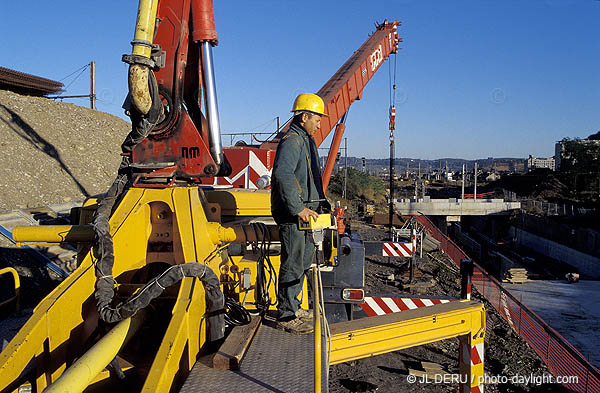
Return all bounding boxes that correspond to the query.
[315,21,400,147]
[221,21,400,190]
[317,21,400,189]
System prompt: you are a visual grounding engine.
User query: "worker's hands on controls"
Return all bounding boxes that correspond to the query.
[297,208,319,222]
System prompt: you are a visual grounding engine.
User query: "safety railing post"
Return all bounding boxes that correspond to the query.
[460,259,473,300]
[458,328,485,392]
[518,294,522,334]
[313,265,321,393]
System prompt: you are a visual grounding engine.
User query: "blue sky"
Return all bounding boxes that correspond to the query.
[2,0,598,159]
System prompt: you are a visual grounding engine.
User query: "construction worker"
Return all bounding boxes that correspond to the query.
[271,93,327,334]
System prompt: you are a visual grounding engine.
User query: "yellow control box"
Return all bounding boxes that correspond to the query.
[298,213,333,230]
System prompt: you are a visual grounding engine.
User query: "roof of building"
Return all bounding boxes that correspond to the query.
[0,66,64,96]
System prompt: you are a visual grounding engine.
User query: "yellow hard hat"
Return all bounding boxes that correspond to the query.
[291,93,328,117]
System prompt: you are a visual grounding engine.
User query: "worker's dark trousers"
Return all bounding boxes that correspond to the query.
[276,223,315,320]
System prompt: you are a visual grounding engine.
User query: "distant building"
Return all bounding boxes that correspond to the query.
[555,137,600,172]
[525,155,555,171]
[493,162,511,172]
[486,172,500,181]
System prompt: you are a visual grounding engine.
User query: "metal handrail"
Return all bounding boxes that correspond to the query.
[313,265,322,393]
[0,267,20,313]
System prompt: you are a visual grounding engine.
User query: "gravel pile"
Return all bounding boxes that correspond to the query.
[0,89,130,211]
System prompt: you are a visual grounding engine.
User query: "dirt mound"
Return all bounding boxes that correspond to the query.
[489,170,569,201]
[0,89,130,211]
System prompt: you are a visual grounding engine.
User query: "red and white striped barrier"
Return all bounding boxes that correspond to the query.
[382,242,413,257]
[361,296,454,317]
[459,338,485,393]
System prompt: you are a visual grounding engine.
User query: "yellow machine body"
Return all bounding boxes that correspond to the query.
[0,186,306,393]
[1,187,483,393]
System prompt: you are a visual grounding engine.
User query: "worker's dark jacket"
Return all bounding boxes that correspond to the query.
[271,123,321,224]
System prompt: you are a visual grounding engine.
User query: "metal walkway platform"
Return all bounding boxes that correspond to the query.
[180,323,328,393]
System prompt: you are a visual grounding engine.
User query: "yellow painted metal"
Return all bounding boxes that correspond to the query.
[11,222,278,246]
[45,311,146,393]
[139,187,223,391]
[313,266,322,393]
[298,213,333,231]
[459,333,485,391]
[205,189,272,216]
[328,300,485,365]
[88,361,134,386]
[0,188,150,392]
[142,277,206,392]
[132,0,159,58]
[0,267,20,313]
[13,225,94,244]
[207,222,279,244]
[0,186,236,392]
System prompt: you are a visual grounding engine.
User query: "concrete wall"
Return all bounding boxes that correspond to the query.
[517,213,600,258]
[394,198,521,216]
[452,224,482,261]
[512,227,600,279]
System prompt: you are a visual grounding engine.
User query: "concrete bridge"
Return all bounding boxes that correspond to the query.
[394,197,520,221]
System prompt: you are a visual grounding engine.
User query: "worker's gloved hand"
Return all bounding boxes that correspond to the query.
[297,207,319,222]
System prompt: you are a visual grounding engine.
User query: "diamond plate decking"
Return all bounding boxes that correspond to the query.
[180,323,328,393]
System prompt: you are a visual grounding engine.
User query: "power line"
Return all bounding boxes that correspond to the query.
[59,63,90,82]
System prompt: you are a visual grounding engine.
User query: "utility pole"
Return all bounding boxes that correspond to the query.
[389,105,396,237]
[343,137,348,200]
[90,61,96,110]
[462,163,465,202]
[276,116,280,133]
[474,162,478,200]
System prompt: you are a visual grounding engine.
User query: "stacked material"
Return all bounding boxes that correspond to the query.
[0,67,64,96]
[503,268,529,284]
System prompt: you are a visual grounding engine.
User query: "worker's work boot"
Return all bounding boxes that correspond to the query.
[295,308,314,323]
[276,317,313,334]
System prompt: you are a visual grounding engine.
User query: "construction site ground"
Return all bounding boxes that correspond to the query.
[0,92,568,392]
[326,221,568,393]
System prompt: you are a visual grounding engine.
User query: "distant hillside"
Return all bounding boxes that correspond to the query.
[0,89,131,211]
[329,156,526,173]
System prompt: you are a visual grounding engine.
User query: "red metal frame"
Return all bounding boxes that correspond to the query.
[130,0,220,182]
